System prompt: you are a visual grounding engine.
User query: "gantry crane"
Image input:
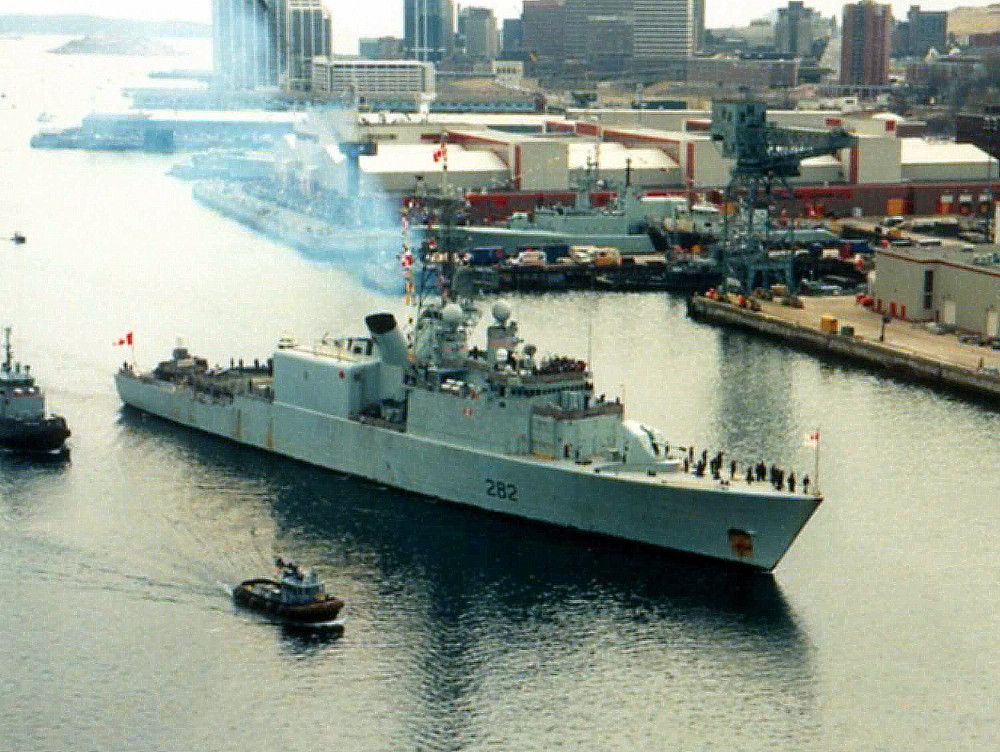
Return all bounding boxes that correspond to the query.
[710,99,856,294]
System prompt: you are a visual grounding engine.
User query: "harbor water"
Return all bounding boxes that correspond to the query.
[1,37,997,751]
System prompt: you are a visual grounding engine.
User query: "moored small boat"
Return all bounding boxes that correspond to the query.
[232,558,344,627]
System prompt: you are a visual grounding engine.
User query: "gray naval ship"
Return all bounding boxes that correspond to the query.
[459,183,684,255]
[115,283,820,570]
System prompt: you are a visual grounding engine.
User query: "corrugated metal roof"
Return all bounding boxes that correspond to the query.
[360,144,507,174]
[566,142,677,170]
[900,138,996,165]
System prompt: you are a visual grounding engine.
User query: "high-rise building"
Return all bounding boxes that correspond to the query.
[691,0,705,53]
[840,0,892,86]
[528,0,697,74]
[285,0,332,89]
[564,0,630,65]
[212,0,331,91]
[212,0,279,89]
[404,0,455,62]
[586,14,633,73]
[775,1,816,57]
[904,5,947,56]
[501,18,523,60]
[521,0,566,68]
[632,0,696,67]
[458,6,499,60]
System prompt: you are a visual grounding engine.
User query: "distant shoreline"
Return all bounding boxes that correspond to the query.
[0,14,209,38]
[50,35,182,56]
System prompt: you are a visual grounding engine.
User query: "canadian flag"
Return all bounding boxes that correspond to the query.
[400,250,414,268]
[803,431,820,447]
[114,331,133,347]
[433,142,447,163]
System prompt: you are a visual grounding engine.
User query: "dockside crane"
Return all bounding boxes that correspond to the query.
[710,99,856,294]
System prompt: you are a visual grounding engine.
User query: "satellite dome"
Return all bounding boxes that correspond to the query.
[492,302,511,323]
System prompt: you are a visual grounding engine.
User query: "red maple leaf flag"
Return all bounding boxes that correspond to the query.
[114,331,133,346]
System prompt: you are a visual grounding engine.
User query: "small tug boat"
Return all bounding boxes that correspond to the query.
[0,327,70,456]
[233,558,345,628]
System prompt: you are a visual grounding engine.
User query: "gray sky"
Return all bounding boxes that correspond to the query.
[3,1,995,52]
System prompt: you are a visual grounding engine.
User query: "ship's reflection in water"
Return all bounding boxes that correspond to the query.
[118,407,819,751]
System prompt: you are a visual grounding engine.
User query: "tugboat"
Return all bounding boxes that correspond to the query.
[233,558,345,628]
[0,327,71,456]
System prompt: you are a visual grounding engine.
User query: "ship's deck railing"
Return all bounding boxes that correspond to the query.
[532,401,623,419]
[465,358,590,385]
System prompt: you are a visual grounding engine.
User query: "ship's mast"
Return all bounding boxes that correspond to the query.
[2,327,11,372]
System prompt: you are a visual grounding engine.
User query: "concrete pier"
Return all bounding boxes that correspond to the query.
[687,294,1000,402]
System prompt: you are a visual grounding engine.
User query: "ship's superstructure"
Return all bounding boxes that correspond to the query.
[115,288,821,570]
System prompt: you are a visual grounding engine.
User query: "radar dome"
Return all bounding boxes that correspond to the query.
[523,343,537,357]
[442,303,463,327]
[492,302,511,323]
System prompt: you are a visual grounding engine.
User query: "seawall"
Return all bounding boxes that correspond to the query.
[687,295,1000,402]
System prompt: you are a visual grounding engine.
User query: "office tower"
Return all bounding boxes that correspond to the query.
[905,5,947,56]
[563,0,631,65]
[775,1,817,57]
[691,0,705,53]
[404,0,455,62]
[840,0,892,85]
[212,0,279,89]
[632,0,696,64]
[285,0,332,89]
[521,0,566,66]
[458,6,499,59]
[501,18,523,60]
[212,0,331,91]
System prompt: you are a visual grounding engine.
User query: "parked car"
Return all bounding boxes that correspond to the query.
[513,249,546,266]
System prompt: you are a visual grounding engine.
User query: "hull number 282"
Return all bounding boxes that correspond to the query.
[485,479,518,502]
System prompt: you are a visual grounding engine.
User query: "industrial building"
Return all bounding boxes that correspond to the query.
[250,107,997,219]
[870,247,1000,335]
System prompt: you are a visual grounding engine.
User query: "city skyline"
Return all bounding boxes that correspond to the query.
[3,0,999,52]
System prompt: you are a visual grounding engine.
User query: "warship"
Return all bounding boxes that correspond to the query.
[0,327,71,455]
[115,269,821,570]
[458,182,677,255]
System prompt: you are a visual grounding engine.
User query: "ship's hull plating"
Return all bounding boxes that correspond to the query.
[116,375,820,570]
[460,226,656,254]
[0,416,71,455]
